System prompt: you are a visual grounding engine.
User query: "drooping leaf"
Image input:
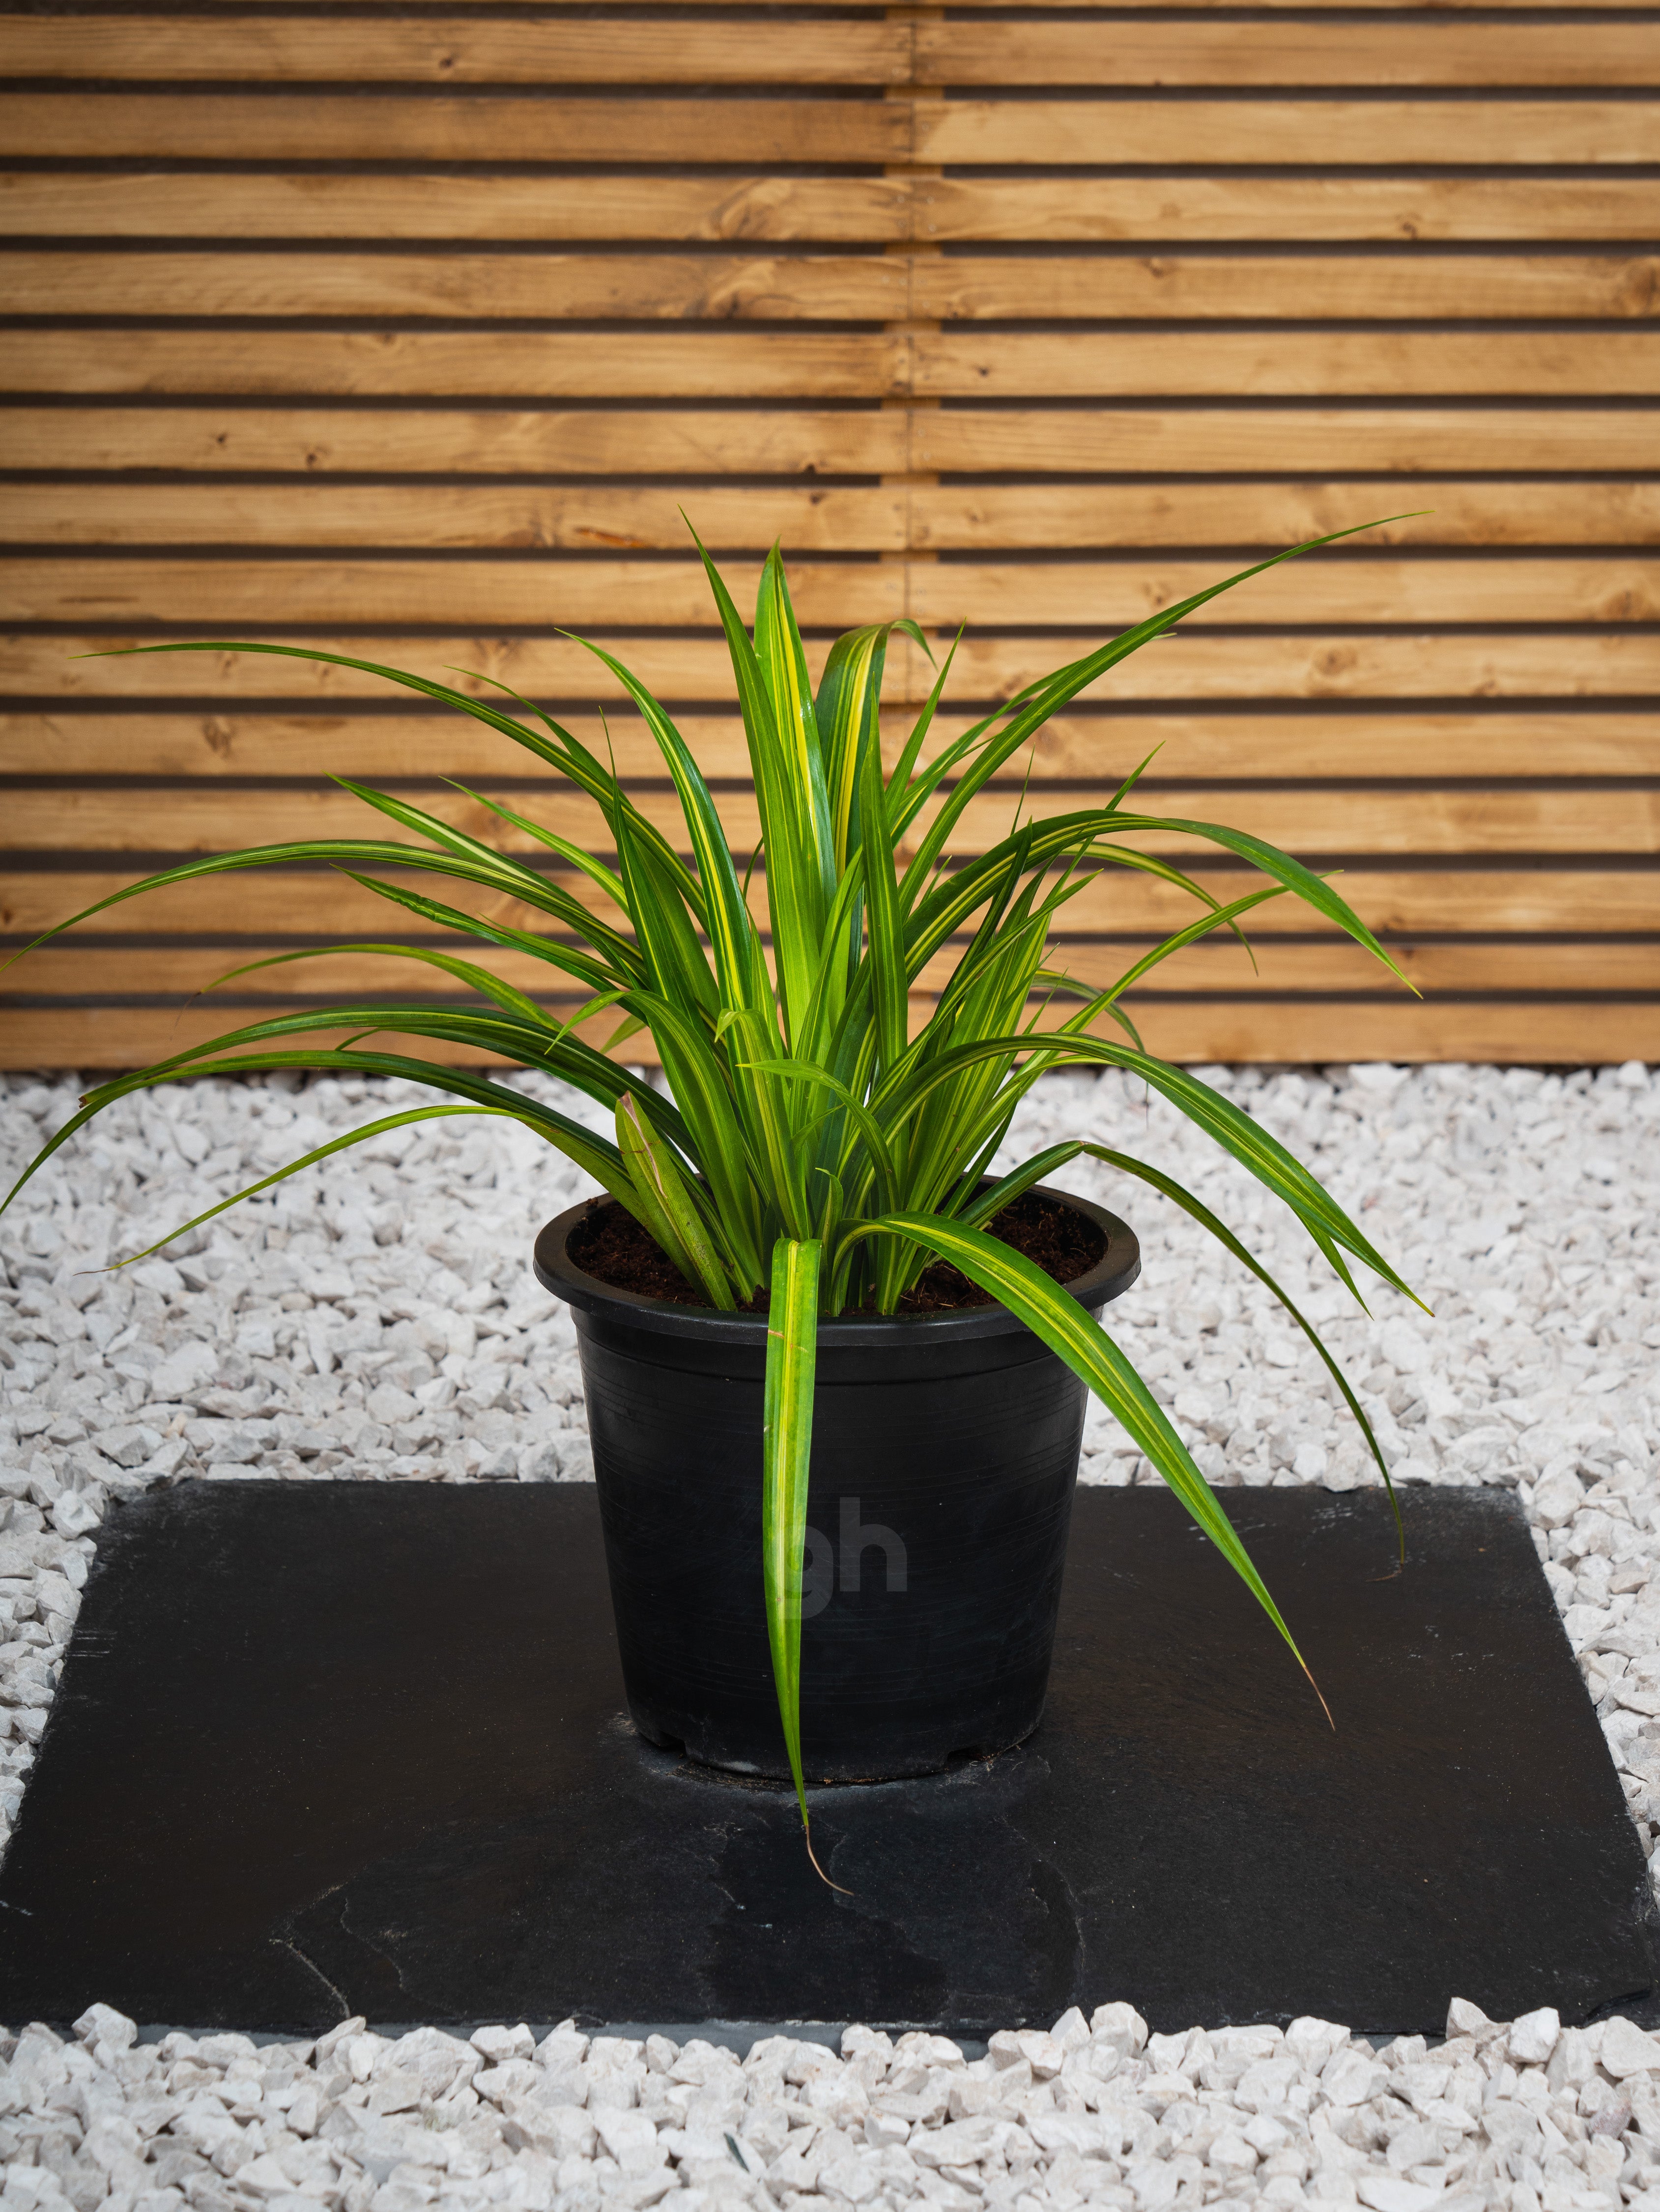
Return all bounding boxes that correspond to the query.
[854,1213,1330,1718]
[762,1235,846,1884]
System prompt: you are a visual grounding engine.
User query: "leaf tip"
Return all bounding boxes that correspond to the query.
[804,1822,853,1895]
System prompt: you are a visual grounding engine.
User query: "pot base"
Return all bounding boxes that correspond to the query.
[629,1703,1047,1785]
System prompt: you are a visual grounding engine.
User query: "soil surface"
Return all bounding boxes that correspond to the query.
[566,1190,1105,1312]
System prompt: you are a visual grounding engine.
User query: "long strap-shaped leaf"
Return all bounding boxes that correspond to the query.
[968,1141,1404,1560]
[616,1092,737,1309]
[92,1105,522,1275]
[896,517,1420,897]
[856,1214,1332,1723]
[870,1030,1421,1311]
[762,1237,847,1887]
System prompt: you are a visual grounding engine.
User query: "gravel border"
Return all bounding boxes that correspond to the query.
[3,1060,1659,2212]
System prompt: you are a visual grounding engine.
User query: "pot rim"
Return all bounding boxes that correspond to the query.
[533,1182,1140,1347]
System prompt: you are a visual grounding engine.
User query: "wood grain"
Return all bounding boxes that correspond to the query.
[915,20,1656,87]
[911,99,1660,168]
[0,94,907,163]
[7,173,1655,246]
[910,331,1660,400]
[8,783,1658,858]
[10,939,1654,1006]
[8,328,1650,400]
[0,16,914,83]
[914,410,1660,476]
[0,172,920,245]
[9,631,1656,704]
[0,484,914,553]
[4,1001,1652,1074]
[0,407,913,477]
[6,555,1647,629]
[903,558,1660,628]
[6,95,1653,168]
[12,249,1654,325]
[0,250,914,323]
[7,15,1649,87]
[8,709,1653,783]
[0,330,908,400]
[8,482,1652,553]
[912,254,1660,323]
[9,406,1652,480]
[11,867,1657,945]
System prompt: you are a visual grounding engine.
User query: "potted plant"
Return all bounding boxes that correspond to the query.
[5,527,1418,1878]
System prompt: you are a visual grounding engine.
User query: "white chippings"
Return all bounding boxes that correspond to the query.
[3,1059,1660,2212]
[0,2004,1656,2212]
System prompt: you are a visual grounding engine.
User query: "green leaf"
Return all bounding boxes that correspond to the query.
[1063,1142,1404,1560]
[616,1092,738,1309]
[754,542,835,901]
[99,1105,518,1276]
[854,1213,1331,1719]
[763,1235,848,1884]
[896,517,1422,898]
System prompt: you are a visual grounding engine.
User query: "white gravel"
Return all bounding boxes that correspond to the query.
[3,1058,1660,2212]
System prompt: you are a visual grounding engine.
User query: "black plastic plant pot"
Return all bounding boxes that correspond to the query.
[532,1187,1141,1783]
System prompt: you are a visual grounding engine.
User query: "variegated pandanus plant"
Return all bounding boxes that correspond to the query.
[4,523,1422,1869]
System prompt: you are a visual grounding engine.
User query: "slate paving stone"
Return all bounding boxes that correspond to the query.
[0,1479,1651,2036]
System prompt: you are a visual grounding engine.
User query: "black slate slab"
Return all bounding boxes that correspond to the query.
[0,1479,1651,2037]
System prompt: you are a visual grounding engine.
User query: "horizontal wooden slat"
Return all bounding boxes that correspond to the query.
[6,95,1653,168]
[900,631,1660,704]
[913,178,1660,248]
[0,1006,552,1072]
[907,486,1660,553]
[0,96,908,164]
[8,330,1651,400]
[0,251,913,323]
[7,710,1655,782]
[0,332,907,401]
[0,554,900,627]
[3,1000,1653,1074]
[0,484,911,553]
[6,15,1651,87]
[9,630,1656,704]
[7,939,1656,1011]
[909,333,1660,401]
[12,867,1658,944]
[9,250,1655,324]
[9,784,1659,857]
[915,409,1660,476]
[906,558,1660,627]
[915,255,1659,323]
[5,555,1650,628]
[0,17,916,85]
[0,174,921,246]
[8,406,1653,480]
[7,940,1656,1011]
[910,99,1660,168]
[0,407,916,476]
[6,483,1656,553]
[7,174,1657,246]
[915,21,1655,87]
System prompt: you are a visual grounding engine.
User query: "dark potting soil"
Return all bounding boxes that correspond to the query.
[566,1190,1106,1313]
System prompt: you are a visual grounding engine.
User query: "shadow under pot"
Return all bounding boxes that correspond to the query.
[532,1185,1140,1783]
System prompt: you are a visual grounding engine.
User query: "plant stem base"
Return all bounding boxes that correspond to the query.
[1,1480,1651,2039]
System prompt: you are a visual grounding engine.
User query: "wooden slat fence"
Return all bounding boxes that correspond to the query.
[1,0,1656,1068]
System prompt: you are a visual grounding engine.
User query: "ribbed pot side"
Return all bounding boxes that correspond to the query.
[533,1186,1140,1782]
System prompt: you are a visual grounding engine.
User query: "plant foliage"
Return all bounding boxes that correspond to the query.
[4,526,1423,1858]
